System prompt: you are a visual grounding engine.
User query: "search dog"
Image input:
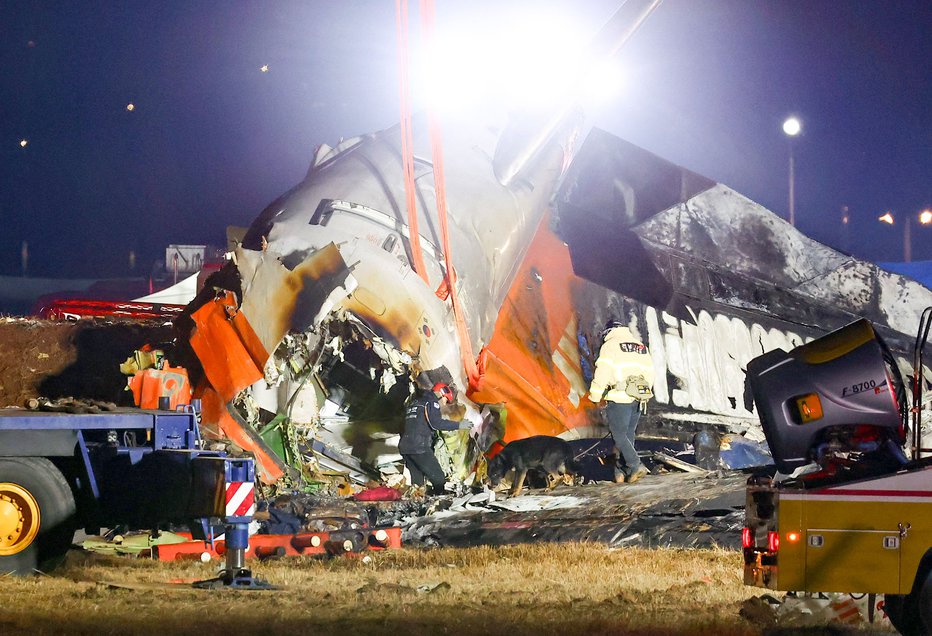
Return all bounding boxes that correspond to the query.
[486,435,580,497]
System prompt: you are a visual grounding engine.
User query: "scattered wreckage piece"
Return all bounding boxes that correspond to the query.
[740,592,891,631]
[23,396,119,414]
[650,451,709,474]
[403,473,747,551]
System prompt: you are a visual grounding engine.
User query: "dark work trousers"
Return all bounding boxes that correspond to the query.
[402,452,447,492]
[605,401,643,478]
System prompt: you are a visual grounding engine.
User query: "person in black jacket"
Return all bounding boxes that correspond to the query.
[399,382,471,494]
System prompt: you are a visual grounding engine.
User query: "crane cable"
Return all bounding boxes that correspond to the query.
[394,0,429,285]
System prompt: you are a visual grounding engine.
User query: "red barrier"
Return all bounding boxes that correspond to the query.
[153,527,402,562]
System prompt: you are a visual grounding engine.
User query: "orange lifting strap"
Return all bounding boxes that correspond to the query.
[420,0,479,388]
[395,0,480,389]
[395,0,430,285]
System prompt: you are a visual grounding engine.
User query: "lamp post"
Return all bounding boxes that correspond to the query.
[782,117,801,226]
[878,210,932,262]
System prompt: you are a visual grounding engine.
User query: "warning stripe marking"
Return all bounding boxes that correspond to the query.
[225,482,255,518]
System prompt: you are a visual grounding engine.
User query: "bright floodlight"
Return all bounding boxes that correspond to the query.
[920,210,932,224]
[878,212,895,225]
[414,10,590,116]
[782,117,801,137]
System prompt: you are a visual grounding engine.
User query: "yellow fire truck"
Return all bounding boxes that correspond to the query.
[743,315,932,635]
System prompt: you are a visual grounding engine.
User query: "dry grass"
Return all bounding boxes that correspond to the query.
[0,544,894,636]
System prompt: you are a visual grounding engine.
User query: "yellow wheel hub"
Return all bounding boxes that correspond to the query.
[0,482,40,556]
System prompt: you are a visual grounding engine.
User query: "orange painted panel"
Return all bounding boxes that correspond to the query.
[469,211,598,442]
[189,292,284,483]
[198,384,284,484]
[189,292,266,399]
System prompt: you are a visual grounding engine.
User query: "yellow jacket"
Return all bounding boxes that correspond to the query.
[588,326,655,404]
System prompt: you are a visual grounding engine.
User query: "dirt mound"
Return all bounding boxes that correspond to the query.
[0,318,175,408]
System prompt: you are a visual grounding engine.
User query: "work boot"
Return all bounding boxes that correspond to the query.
[613,470,626,484]
[626,465,649,484]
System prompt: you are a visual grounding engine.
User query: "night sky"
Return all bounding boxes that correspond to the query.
[1,0,930,279]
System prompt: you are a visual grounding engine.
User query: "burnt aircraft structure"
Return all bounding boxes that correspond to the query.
[179,0,932,485]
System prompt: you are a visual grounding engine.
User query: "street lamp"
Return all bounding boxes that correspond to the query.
[782,117,802,226]
[878,210,932,262]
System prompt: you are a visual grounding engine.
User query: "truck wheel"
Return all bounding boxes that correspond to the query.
[0,457,76,575]
[919,569,932,634]
[885,566,931,636]
[885,594,916,635]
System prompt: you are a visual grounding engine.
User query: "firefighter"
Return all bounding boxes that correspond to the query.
[589,320,655,484]
[399,382,471,494]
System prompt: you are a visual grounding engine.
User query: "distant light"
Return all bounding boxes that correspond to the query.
[920,210,932,225]
[878,212,895,225]
[126,103,135,111]
[19,139,28,148]
[782,117,801,137]
[260,65,269,73]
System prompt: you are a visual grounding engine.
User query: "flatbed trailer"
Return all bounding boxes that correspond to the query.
[0,406,253,576]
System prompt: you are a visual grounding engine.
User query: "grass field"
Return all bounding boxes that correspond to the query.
[0,544,896,635]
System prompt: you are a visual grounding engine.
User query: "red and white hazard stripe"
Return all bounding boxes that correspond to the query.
[829,596,862,624]
[225,481,256,518]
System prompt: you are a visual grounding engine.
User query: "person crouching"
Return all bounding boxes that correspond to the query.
[399,382,471,495]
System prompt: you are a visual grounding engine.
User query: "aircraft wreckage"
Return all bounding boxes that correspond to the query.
[174,0,932,488]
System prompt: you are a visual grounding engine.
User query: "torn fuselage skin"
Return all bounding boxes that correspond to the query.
[220,116,569,485]
[227,242,483,487]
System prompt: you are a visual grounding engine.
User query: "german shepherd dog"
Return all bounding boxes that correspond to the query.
[487,436,580,497]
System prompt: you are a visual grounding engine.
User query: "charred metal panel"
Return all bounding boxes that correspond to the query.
[554,129,718,310]
[555,129,932,341]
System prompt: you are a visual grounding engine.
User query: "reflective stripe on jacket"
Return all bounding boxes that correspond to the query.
[398,391,461,454]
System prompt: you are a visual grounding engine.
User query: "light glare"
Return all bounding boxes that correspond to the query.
[413,10,592,116]
[920,210,932,224]
[878,212,894,225]
[19,139,28,148]
[782,117,801,136]
[580,60,624,106]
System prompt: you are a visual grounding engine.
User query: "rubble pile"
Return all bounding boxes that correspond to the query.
[0,317,174,408]
[403,471,747,550]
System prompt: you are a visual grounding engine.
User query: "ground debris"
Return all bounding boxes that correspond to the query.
[739,595,779,627]
[0,317,174,408]
[357,579,417,596]
[402,472,748,550]
[652,451,710,474]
